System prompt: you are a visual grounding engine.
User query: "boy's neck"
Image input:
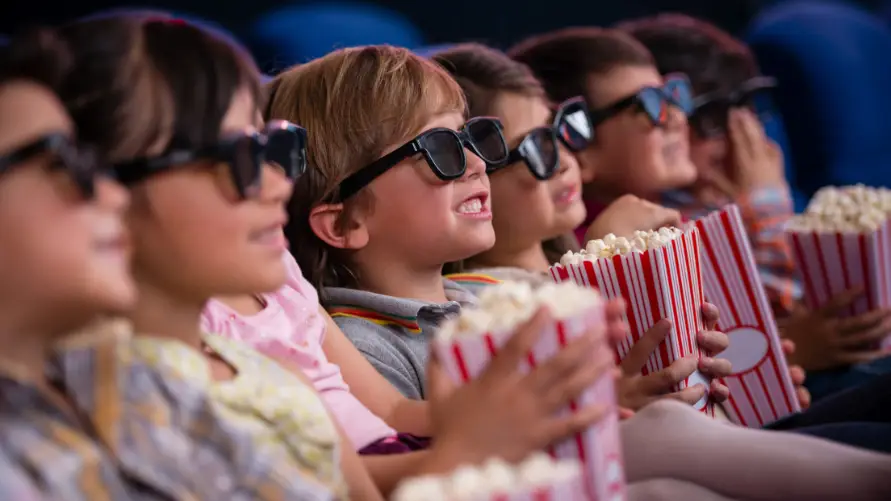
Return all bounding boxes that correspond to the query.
[0,320,55,382]
[467,241,550,274]
[128,280,206,352]
[354,260,449,304]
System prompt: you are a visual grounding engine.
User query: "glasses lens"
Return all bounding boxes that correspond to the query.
[520,128,559,180]
[60,142,98,199]
[265,126,306,180]
[556,101,593,151]
[227,134,264,197]
[638,88,667,125]
[664,77,694,115]
[466,119,508,165]
[423,130,465,179]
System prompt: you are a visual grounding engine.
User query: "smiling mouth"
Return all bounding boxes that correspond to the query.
[555,185,580,204]
[456,193,491,219]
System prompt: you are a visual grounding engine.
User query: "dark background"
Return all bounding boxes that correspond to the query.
[3,0,885,66]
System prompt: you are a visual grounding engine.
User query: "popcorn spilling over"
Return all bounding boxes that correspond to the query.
[559,227,685,266]
[789,184,891,232]
[436,280,601,342]
[391,454,582,501]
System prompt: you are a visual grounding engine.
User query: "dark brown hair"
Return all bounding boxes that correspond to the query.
[431,43,544,117]
[267,46,466,293]
[0,29,71,92]
[616,13,758,96]
[431,43,578,273]
[55,11,263,162]
[508,27,654,104]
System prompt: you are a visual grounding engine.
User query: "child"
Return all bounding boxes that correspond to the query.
[0,28,293,500]
[269,43,891,500]
[509,27,698,246]
[619,14,891,399]
[430,43,735,411]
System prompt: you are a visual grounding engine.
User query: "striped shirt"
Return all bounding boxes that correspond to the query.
[0,327,338,501]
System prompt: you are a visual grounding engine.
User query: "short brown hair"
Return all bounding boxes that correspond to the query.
[57,11,262,161]
[508,27,653,104]
[268,45,466,292]
[617,14,758,96]
[431,43,544,117]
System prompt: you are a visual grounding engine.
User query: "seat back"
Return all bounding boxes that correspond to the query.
[747,1,891,197]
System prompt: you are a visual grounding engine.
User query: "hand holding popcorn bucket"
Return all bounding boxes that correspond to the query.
[549,227,714,415]
[392,453,586,501]
[786,185,891,350]
[432,282,625,501]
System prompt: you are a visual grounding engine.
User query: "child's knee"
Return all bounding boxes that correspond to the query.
[634,399,694,425]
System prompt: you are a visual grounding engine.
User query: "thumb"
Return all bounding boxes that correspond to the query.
[621,319,672,375]
[426,349,456,405]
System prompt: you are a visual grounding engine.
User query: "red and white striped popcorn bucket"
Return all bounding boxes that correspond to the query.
[470,473,586,501]
[548,228,714,416]
[432,306,625,501]
[693,205,800,427]
[787,219,891,349]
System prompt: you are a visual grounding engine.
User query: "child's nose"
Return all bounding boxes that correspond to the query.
[462,148,487,180]
[259,163,295,203]
[96,176,130,213]
[665,105,688,131]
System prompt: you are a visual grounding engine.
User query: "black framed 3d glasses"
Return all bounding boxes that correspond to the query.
[338,116,508,200]
[553,96,594,152]
[689,76,778,138]
[112,120,307,199]
[0,132,103,199]
[589,74,694,128]
[488,126,560,181]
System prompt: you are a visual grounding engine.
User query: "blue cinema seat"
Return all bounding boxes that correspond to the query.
[251,2,423,67]
[746,1,891,200]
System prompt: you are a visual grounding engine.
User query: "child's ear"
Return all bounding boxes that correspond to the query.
[308,203,369,250]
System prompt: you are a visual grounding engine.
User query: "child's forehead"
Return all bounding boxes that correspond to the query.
[587,65,663,107]
[0,82,72,153]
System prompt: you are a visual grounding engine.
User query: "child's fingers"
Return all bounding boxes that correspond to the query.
[526,328,599,393]
[665,383,708,406]
[708,380,730,402]
[820,287,865,315]
[788,364,807,386]
[699,356,732,378]
[487,307,552,378]
[542,347,614,411]
[701,302,720,330]
[621,319,671,375]
[838,308,891,335]
[797,386,812,410]
[542,403,608,445]
[696,329,729,355]
[638,356,698,396]
[836,319,891,348]
[781,338,796,356]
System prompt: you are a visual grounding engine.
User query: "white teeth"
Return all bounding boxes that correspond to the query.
[458,197,484,214]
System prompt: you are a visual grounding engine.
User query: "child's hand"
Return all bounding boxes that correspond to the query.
[728,108,788,192]
[780,339,811,409]
[584,195,682,243]
[615,303,731,411]
[778,288,891,371]
[426,307,615,465]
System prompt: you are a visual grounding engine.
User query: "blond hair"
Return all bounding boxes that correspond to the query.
[268,45,466,291]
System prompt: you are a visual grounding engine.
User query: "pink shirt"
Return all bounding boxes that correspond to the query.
[201,253,396,450]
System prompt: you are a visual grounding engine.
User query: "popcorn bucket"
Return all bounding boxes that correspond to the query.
[480,475,586,501]
[787,219,891,349]
[549,228,714,416]
[693,205,800,427]
[432,306,625,501]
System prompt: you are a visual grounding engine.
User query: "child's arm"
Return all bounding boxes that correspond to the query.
[321,307,431,436]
